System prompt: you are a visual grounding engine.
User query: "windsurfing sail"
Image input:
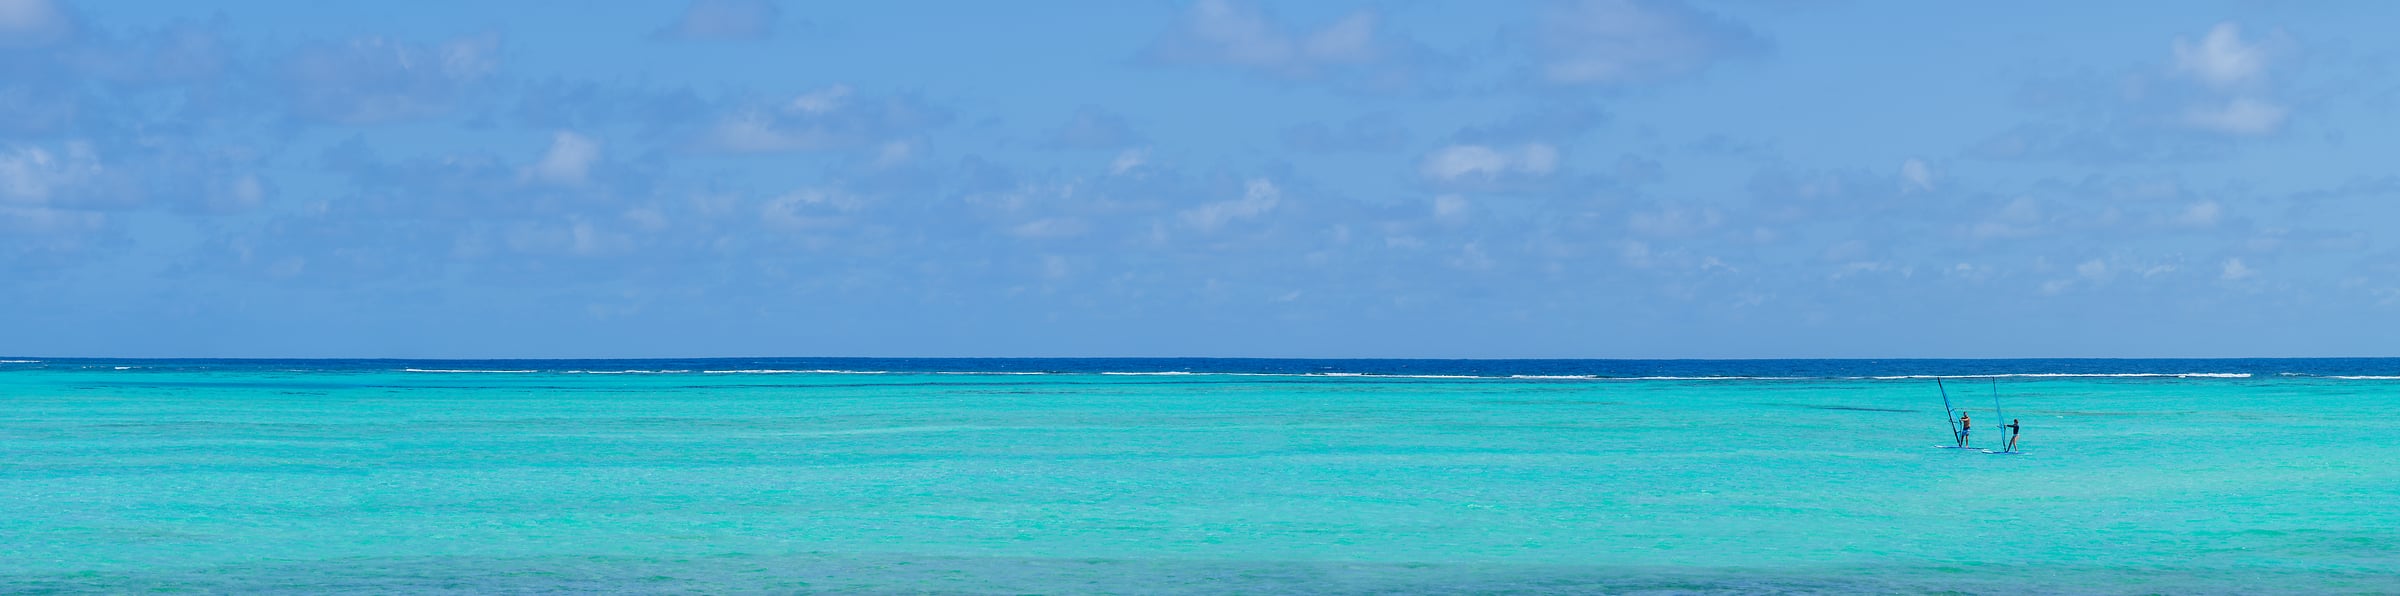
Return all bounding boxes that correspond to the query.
[1990,378,2012,453]
[1937,378,1962,447]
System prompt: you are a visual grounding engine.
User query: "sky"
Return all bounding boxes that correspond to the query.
[3,0,2398,359]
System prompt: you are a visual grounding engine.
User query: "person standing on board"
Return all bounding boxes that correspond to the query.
[2004,419,2021,452]
[1957,412,1972,447]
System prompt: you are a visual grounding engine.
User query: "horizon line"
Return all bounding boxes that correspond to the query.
[8,355,2399,362]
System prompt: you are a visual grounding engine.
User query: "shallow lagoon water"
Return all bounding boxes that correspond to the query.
[3,359,2396,593]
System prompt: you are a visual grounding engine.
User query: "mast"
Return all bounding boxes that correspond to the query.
[1937,378,1960,447]
[1990,378,2007,453]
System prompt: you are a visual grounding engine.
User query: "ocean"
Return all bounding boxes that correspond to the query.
[3,358,2396,594]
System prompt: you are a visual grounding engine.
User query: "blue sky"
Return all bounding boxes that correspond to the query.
[4,0,2397,358]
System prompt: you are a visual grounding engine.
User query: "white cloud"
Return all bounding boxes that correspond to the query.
[281,34,501,124]
[1448,242,1494,270]
[759,188,862,230]
[1180,178,1280,231]
[2221,258,2256,281]
[654,0,780,41]
[1538,0,1765,86]
[1048,106,1145,149]
[1303,11,1377,63]
[700,88,950,153]
[210,174,268,213]
[1109,149,1147,175]
[2184,97,2286,135]
[872,141,914,168]
[622,207,669,231]
[1432,194,1469,222]
[0,143,102,204]
[1628,205,1721,238]
[1899,158,1933,192]
[2173,201,2221,227]
[1147,0,1386,79]
[2167,23,2289,137]
[2076,259,2108,280]
[2172,23,2266,89]
[0,205,102,234]
[1042,254,1071,279]
[1010,217,1087,239]
[528,131,601,185]
[707,114,812,152]
[788,84,851,114]
[1421,143,1558,181]
[0,0,71,48]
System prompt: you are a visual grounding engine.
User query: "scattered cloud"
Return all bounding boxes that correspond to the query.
[1109,149,1147,175]
[2171,23,2269,90]
[280,33,502,124]
[0,140,268,215]
[2168,23,2290,136]
[0,142,111,205]
[1451,103,1606,144]
[1431,194,1470,223]
[760,188,863,231]
[527,131,602,185]
[2077,258,2109,281]
[1974,22,2297,161]
[1047,106,1146,150]
[1141,0,1447,93]
[1281,114,1407,153]
[0,0,73,48]
[2182,97,2286,135]
[698,85,952,153]
[1146,0,1386,79]
[1421,143,1558,181]
[787,84,849,113]
[1900,158,1933,193]
[1179,178,1281,231]
[3,2,2390,356]
[654,0,781,41]
[1535,0,1766,86]
[2171,200,2221,227]
[2221,257,2256,281]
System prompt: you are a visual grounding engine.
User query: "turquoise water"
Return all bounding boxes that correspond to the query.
[4,360,2397,593]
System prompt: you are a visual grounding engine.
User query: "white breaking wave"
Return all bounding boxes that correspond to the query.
[1504,375,1801,380]
[701,369,888,374]
[2330,375,2400,380]
[1104,371,1486,379]
[0,359,37,363]
[359,367,2324,380]
[1867,373,2252,380]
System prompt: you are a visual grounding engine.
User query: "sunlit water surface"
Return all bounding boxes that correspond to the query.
[4,359,2395,594]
